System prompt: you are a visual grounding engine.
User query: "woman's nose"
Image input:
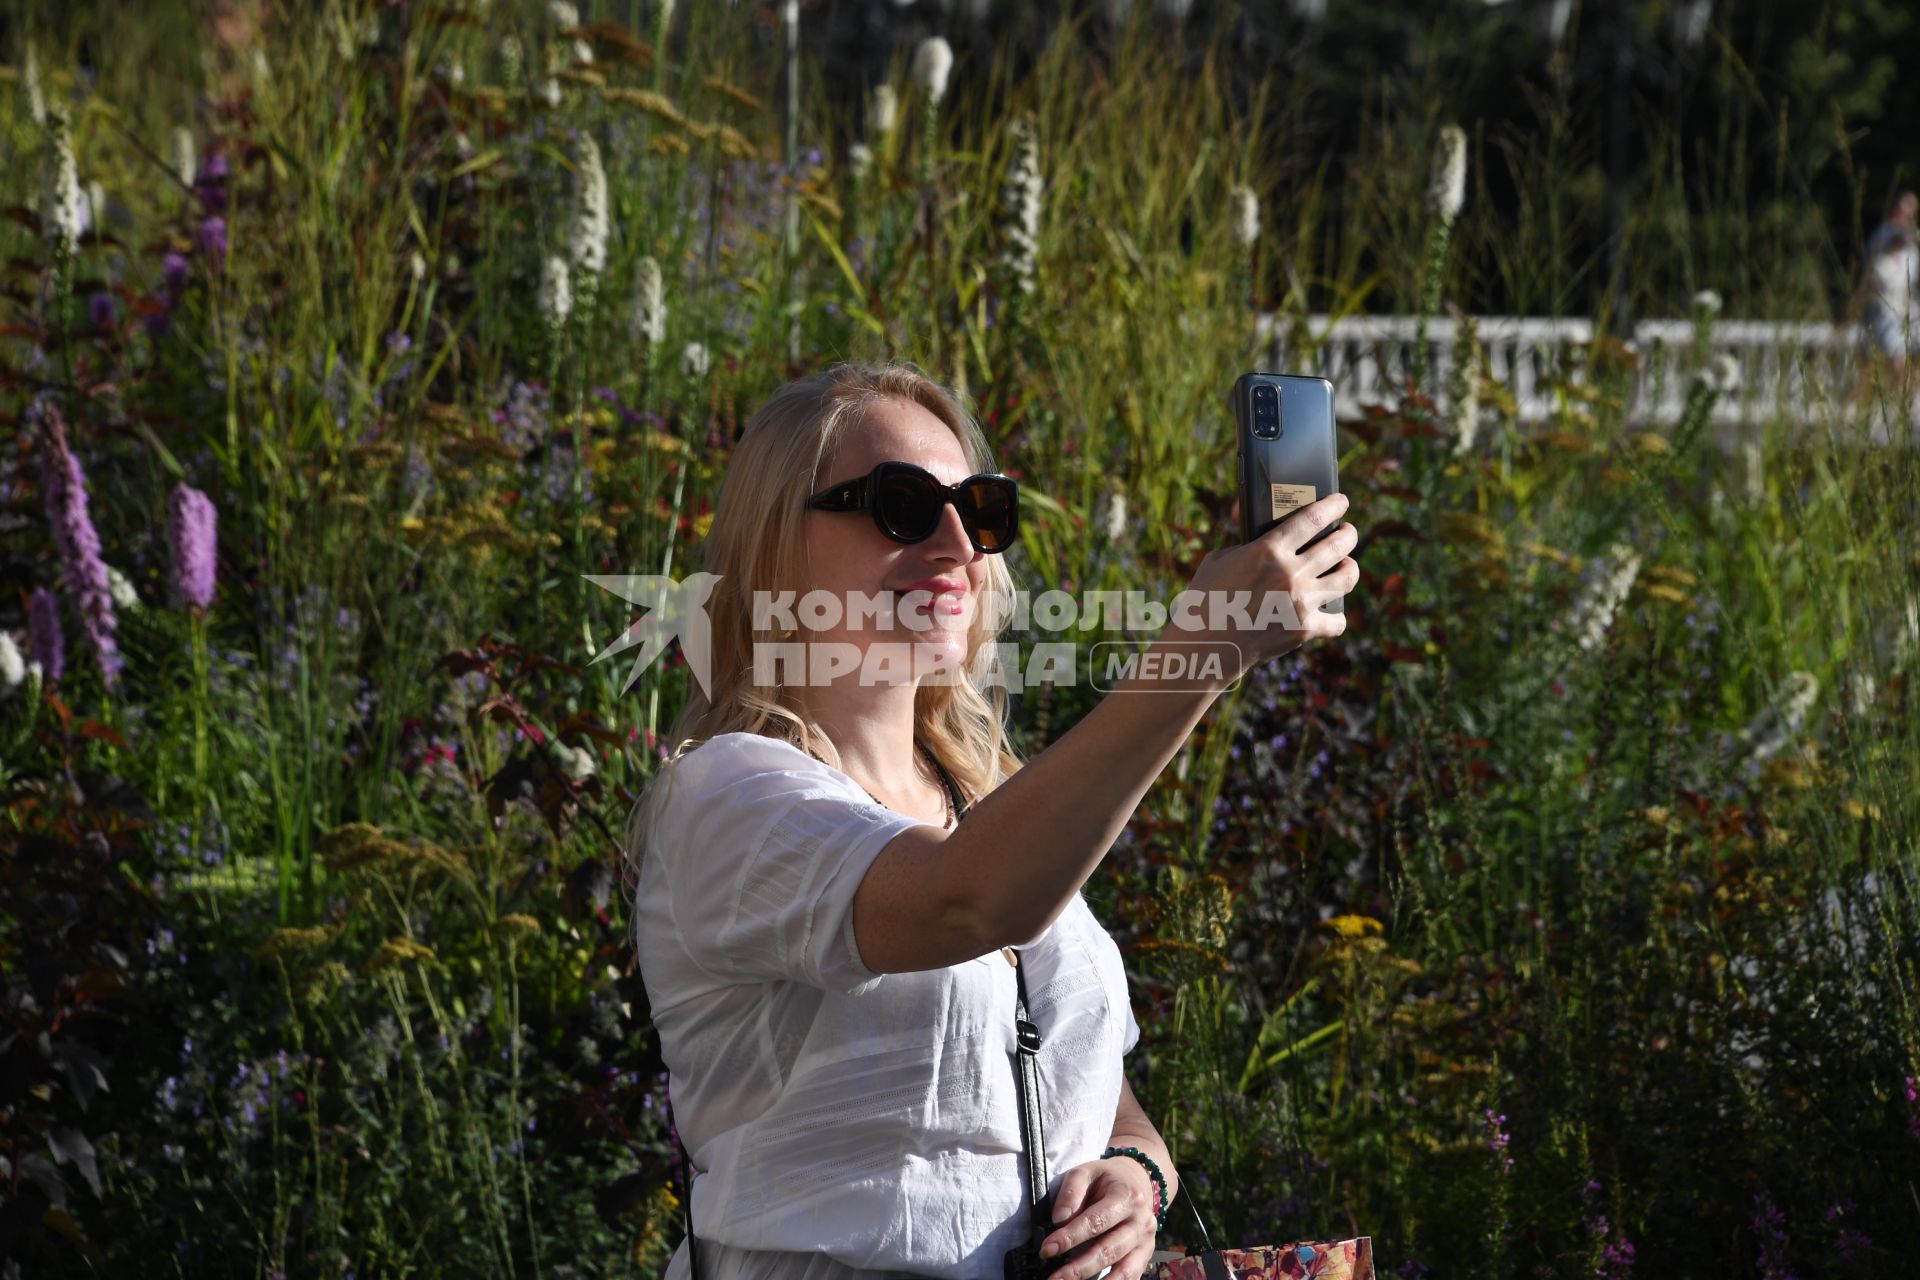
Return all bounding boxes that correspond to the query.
[926,499,977,560]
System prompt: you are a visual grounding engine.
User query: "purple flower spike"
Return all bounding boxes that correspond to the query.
[168,483,219,612]
[163,251,190,291]
[194,154,231,213]
[197,215,228,263]
[28,587,64,685]
[89,290,118,331]
[32,399,121,688]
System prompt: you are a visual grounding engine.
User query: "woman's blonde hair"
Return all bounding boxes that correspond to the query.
[620,360,1027,899]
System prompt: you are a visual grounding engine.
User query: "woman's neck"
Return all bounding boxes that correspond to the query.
[796,686,925,798]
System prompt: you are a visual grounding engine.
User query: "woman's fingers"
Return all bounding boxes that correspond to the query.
[1115,1244,1158,1280]
[1296,521,1359,577]
[1268,491,1349,555]
[1046,1221,1155,1280]
[1048,1166,1095,1231]
[1041,1172,1156,1278]
[1313,554,1361,598]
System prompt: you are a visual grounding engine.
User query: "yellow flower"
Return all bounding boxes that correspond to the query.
[604,86,689,125]
[366,936,442,975]
[692,511,714,537]
[1642,583,1690,605]
[255,924,344,959]
[318,822,475,883]
[799,187,844,220]
[709,123,759,160]
[1323,914,1384,939]
[493,914,542,941]
[700,74,764,112]
[1644,565,1699,588]
[298,960,352,1006]
[1845,798,1883,820]
[1634,432,1672,455]
[1757,756,1813,790]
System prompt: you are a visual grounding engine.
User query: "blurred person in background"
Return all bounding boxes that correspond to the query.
[1851,194,1918,403]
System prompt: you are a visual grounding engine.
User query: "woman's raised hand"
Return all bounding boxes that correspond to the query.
[1169,491,1359,680]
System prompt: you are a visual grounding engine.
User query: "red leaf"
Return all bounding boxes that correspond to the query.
[79,720,129,752]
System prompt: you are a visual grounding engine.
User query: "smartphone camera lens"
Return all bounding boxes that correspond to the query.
[1252,385,1280,439]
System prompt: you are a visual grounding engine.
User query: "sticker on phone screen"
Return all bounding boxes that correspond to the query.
[1271,483,1316,517]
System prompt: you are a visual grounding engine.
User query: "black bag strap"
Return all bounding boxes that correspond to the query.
[1009,947,1054,1244]
[669,1091,700,1279]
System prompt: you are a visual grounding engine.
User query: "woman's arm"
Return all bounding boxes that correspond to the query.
[1107,1074,1178,1211]
[851,494,1359,974]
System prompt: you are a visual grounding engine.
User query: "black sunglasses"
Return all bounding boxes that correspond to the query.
[806,460,1021,554]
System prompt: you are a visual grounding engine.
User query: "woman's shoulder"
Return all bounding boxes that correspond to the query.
[671,730,818,772]
[633,733,858,870]
[653,732,854,809]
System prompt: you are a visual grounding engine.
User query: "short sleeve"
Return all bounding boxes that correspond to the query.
[1121,997,1141,1055]
[649,733,926,993]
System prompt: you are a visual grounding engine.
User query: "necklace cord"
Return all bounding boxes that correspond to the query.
[812,737,963,829]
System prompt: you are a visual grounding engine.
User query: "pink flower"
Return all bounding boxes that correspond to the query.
[32,399,120,688]
[28,587,64,685]
[197,215,227,262]
[167,483,219,611]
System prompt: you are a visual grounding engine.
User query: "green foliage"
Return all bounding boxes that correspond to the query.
[1,1,1916,1277]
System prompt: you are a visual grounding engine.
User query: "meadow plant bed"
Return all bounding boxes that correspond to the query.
[1,2,1916,1276]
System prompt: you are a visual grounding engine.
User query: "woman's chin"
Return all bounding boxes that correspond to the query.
[908,638,971,677]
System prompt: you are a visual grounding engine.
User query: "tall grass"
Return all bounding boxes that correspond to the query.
[1,1,1915,1276]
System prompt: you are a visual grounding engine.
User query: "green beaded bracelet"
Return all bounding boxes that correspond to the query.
[1103,1145,1169,1231]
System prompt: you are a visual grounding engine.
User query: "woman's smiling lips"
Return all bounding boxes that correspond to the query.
[892,577,969,616]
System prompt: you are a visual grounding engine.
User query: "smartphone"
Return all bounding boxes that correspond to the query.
[1231,372,1344,614]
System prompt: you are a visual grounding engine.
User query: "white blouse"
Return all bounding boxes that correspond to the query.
[631,731,1142,1280]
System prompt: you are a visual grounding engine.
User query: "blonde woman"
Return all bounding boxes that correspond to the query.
[624,362,1359,1279]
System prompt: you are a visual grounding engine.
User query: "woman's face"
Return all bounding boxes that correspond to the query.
[796,398,989,685]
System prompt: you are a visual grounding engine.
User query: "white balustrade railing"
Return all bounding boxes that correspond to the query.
[1258,313,1914,434]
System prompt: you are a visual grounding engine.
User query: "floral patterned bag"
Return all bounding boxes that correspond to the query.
[1145,1191,1374,1280]
[1149,1237,1374,1280]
